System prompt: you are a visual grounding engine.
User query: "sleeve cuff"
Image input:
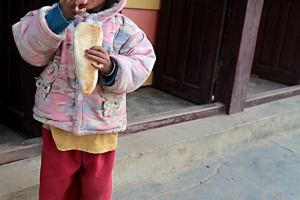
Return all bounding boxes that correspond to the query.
[100,60,119,86]
[45,4,74,35]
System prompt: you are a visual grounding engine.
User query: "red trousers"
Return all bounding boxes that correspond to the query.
[39,128,116,200]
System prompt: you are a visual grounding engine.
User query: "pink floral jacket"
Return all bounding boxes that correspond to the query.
[12,0,156,135]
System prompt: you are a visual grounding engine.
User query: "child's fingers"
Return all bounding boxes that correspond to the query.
[75,8,86,15]
[74,0,87,14]
[85,51,109,65]
[86,47,110,60]
[89,46,108,55]
[85,51,103,61]
[85,49,111,71]
[60,0,86,19]
[91,62,105,70]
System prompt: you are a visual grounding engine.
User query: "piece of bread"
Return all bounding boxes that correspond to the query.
[74,22,103,94]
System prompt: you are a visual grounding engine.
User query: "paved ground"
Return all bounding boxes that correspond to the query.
[113,129,300,200]
[1,129,299,200]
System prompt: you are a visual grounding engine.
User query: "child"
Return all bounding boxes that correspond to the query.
[12,0,156,199]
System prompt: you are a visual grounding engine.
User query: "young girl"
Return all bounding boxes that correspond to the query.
[12,0,156,199]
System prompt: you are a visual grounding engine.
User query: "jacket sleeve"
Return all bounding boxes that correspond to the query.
[107,30,156,94]
[12,6,67,67]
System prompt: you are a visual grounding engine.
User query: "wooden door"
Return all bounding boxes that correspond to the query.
[154,0,227,104]
[0,0,53,137]
[252,0,300,85]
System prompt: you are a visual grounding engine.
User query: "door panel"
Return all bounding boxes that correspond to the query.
[154,0,227,104]
[1,0,49,137]
[252,0,300,85]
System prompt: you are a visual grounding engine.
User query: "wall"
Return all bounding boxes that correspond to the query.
[123,0,161,86]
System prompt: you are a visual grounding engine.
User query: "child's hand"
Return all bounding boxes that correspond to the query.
[59,0,87,20]
[85,46,113,75]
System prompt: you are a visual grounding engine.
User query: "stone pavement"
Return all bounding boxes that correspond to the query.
[113,129,300,200]
[2,129,298,200]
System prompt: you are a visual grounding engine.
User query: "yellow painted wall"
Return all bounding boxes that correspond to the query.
[124,0,161,86]
[142,72,154,86]
[125,0,161,10]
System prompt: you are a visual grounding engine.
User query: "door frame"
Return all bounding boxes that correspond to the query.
[215,0,265,114]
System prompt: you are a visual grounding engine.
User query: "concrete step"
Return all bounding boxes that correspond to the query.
[2,95,300,199]
[113,129,300,200]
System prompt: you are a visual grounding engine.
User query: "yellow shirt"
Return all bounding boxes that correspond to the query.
[43,124,118,154]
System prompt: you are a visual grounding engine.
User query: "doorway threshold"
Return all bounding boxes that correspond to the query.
[246,75,300,107]
[125,87,225,134]
[246,85,300,108]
